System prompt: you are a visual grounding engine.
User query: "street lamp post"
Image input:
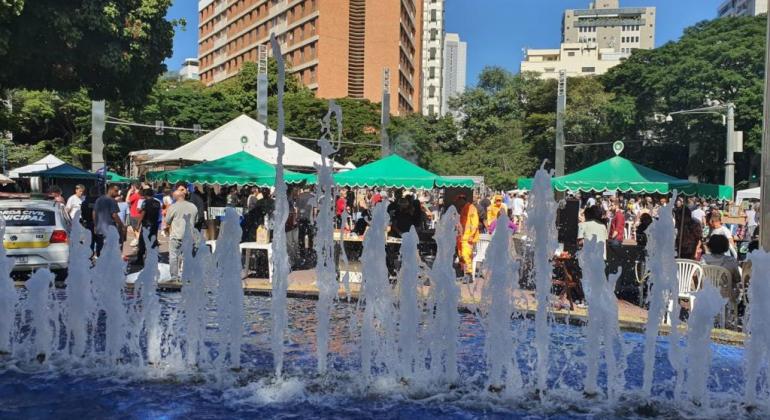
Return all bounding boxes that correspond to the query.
[666,101,738,189]
[760,0,770,250]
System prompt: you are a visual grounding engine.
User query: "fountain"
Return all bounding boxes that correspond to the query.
[0,38,763,420]
[526,164,558,394]
[578,237,625,400]
[314,100,342,375]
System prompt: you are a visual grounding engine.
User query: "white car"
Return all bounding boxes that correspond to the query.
[0,199,71,280]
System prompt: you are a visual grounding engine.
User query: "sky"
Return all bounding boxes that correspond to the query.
[165,0,724,86]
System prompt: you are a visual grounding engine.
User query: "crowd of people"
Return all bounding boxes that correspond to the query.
[51,179,760,297]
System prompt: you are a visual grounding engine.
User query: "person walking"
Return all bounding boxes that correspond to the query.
[164,189,199,281]
[65,184,86,221]
[92,184,126,256]
[608,201,626,244]
[455,194,479,283]
[135,188,162,266]
[126,184,142,246]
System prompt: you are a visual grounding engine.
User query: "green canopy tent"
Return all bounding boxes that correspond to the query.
[105,171,134,183]
[333,154,474,189]
[146,151,314,186]
[516,156,733,200]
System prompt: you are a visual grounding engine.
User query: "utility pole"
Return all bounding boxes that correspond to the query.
[91,100,106,172]
[555,70,567,176]
[667,101,739,189]
[725,102,736,189]
[760,0,770,250]
[257,44,269,125]
[380,68,391,158]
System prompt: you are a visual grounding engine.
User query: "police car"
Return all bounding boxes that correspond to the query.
[0,199,71,280]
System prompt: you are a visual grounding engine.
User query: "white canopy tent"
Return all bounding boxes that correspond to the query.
[736,187,760,202]
[8,154,64,178]
[148,114,343,171]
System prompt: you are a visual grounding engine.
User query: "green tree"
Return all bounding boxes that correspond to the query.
[0,0,177,103]
[602,14,766,184]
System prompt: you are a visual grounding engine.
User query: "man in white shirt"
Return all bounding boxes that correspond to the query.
[745,204,758,239]
[578,205,608,259]
[65,184,85,220]
[708,211,736,257]
[512,193,525,223]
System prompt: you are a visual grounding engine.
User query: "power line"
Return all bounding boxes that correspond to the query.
[105,115,379,147]
[290,136,380,147]
[105,117,210,133]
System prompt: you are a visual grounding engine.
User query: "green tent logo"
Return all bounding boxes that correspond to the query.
[613,141,625,156]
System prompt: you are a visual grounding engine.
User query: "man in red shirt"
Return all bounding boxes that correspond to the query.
[127,183,142,231]
[335,189,348,228]
[609,201,625,242]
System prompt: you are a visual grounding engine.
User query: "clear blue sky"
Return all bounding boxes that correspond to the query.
[165,0,723,86]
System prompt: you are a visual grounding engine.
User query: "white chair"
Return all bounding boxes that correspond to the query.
[701,264,735,327]
[625,221,635,241]
[471,234,492,279]
[666,259,703,324]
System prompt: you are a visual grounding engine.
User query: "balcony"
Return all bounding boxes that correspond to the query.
[213,18,227,33]
[214,34,228,49]
[213,70,227,83]
[215,1,227,15]
[213,52,227,67]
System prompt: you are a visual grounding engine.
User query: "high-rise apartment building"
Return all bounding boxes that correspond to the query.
[717,0,767,17]
[441,32,466,116]
[197,0,422,115]
[562,0,655,53]
[421,0,444,117]
[521,0,655,78]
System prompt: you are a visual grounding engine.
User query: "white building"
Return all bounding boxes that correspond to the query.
[521,0,655,79]
[717,0,767,17]
[179,58,200,81]
[441,33,466,116]
[521,43,628,79]
[421,0,445,117]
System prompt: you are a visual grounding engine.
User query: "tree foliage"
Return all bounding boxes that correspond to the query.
[0,0,176,103]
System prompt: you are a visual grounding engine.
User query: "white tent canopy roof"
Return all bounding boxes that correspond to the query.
[9,154,65,178]
[148,114,342,170]
[736,186,760,202]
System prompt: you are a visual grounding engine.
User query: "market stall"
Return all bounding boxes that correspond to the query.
[516,153,734,304]
[145,114,343,172]
[20,162,101,196]
[147,151,313,186]
[516,155,733,200]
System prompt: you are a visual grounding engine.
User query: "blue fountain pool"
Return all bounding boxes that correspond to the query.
[0,294,753,419]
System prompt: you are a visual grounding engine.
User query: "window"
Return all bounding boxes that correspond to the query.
[429,86,436,98]
[568,51,575,56]
[431,9,437,22]
[428,105,435,115]
[429,67,435,79]
[582,67,595,73]
[431,29,437,41]
[430,48,436,59]
[544,68,555,73]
